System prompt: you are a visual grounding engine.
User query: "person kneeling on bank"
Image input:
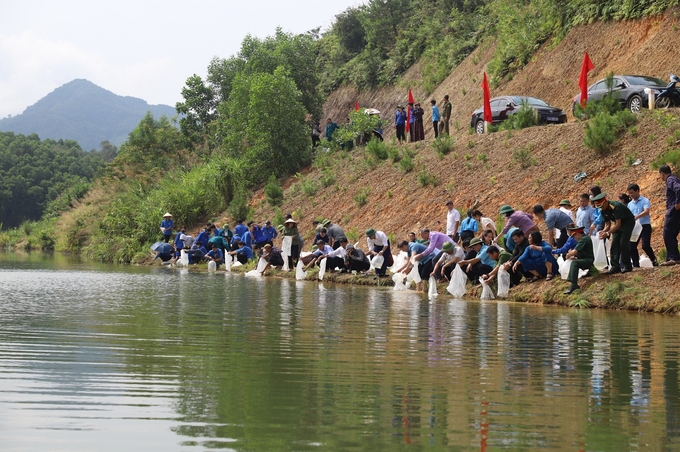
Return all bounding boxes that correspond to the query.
[563,226,595,295]
[228,241,254,264]
[205,244,224,268]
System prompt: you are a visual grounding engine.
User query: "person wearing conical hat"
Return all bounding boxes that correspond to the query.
[160,213,174,243]
[563,225,594,295]
[282,218,300,269]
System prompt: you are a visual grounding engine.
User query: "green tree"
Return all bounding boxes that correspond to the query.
[175,75,218,146]
[220,67,310,185]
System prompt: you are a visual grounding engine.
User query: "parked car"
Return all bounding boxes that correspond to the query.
[572,75,667,115]
[470,96,567,134]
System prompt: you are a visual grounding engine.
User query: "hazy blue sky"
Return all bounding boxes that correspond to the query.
[0,0,363,118]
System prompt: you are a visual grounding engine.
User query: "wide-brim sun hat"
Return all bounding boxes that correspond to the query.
[365,228,376,237]
[284,218,297,224]
[163,212,172,217]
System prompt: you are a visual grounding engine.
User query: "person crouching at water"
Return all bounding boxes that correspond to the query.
[458,237,494,284]
[316,237,348,271]
[431,241,464,281]
[186,241,208,264]
[517,231,557,282]
[563,226,595,294]
[205,244,224,269]
[344,244,370,273]
[304,240,334,270]
[260,244,284,274]
[228,241,254,265]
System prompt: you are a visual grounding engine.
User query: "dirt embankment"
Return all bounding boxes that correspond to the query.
[194,11,680,313]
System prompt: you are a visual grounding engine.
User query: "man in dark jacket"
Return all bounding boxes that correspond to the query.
[660,165,680,265]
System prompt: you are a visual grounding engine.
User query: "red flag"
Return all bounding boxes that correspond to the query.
[579,52,595,108]
[406,89,415,132]
[355,101,360,111]
[481,72,492,124]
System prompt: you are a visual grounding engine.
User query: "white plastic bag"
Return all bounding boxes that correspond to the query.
[631,221,643,242]
[592,235,608,270]
[390,252,407,273]
[639,255,654,268]
[282,236,292,271]
[407,260,421,283]
[318,258,327,280]
[225,254,232,272]
[371,254,384,269]
[295,260,308,280]
[497,266,511,298]
[427,276,438,298]
[179,249,189,267]
[557,256,571,280]
[245,258,267,277]
[479,277,495,300]
[392,272,408,291]
[447,265,467,299]
[208,260,217,272]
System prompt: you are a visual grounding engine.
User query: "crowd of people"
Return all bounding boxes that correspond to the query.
[153,164,680,296]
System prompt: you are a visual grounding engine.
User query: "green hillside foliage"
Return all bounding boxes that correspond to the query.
[0,132,105,229]
[317,0,680,92]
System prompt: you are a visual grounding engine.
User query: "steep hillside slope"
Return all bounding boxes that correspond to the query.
[0,79,176,151]
[324,9,680,141]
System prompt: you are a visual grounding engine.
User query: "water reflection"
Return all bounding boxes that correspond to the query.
[0,253,679,451]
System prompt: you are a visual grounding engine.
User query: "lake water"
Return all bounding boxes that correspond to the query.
[0,252,679,451]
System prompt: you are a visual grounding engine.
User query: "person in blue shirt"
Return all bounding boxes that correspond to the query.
[458,237,494,284]
[394,105,407,143]
[518,231,558,281]
[325,118,339,142]
[173,226,186,259]
[576,194,596,233]
[234,219,248,238]
[395,240,438,282]
[407,102,415,142]
[313,228,330,247]
[261,220,278,244]
[248,221,267,249]
[627,183,658,267]
[205,244,224,268]
[195,223,211,249]
[186,242,208,264]
[532,204,573,249]
[430,99,440,139]
[503,227,518,253]
[459,210,480,243]
[160,213,173,243]
[552,224,578,258]
[229,241,254,265]
[220,224,234,244]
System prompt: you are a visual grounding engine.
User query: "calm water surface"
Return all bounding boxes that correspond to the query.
[0,252,679,451]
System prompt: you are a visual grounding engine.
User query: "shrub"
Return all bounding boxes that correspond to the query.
[264,174,284,206]
[652,148,680,170]
[320,169,336,187]
[498,101,536,131]
[417,167,440,187]
[512,146,537,169]
[353,187,370,206]
[584,109,637,154]
[366,138,389,160]
[399,155,414,172]
[298,174,319,196]
[387,146,401,162]
[433,134,455,158]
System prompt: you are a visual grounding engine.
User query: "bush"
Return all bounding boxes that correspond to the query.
[353,187,370,207]
[433,134,455,158]
[399,155,414,172]
[320,169,336,187]
[387,146,401,162]
[584,109,638,155]
[498,101,537,131]
[417,167,440,187]
[366,138,389,160]
[512,146,537,169]
[652,148,680,170]
[264,174,284,206]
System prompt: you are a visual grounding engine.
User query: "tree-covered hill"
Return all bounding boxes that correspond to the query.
[0,79,176,152]
[0,132,105,229]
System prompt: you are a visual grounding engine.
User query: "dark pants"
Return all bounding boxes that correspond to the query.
[287,244,300,269]
[396,125,406,142]
[568,258,593,285]
[434,262,455,281]
[464,263,493,283]
[409,125,414,142]
[372,243,392,276]
[664,210,680,262]
[419,252,441,280]
[163,234,172,243]
[611,227,633,271]
[460,230,475,244]
[630,224,657,267]
[432,121,439,138]
[236,254,248,265]
[312,135,320,147]
[347,259,370,272]
[555,228,568,249]
[269,254,284,267]
[325,256,344,270]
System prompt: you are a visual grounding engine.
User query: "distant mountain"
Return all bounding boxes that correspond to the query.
[0,79,177,151]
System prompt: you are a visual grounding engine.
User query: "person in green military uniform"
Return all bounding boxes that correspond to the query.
[592,192,635,274]
[563,226,595,294]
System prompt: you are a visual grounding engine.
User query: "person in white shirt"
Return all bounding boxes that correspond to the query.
[317,237,349,270]
[304,240,335,270]
[444,200,461,241]
[366,228,393,276]
[431,241,465,281]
